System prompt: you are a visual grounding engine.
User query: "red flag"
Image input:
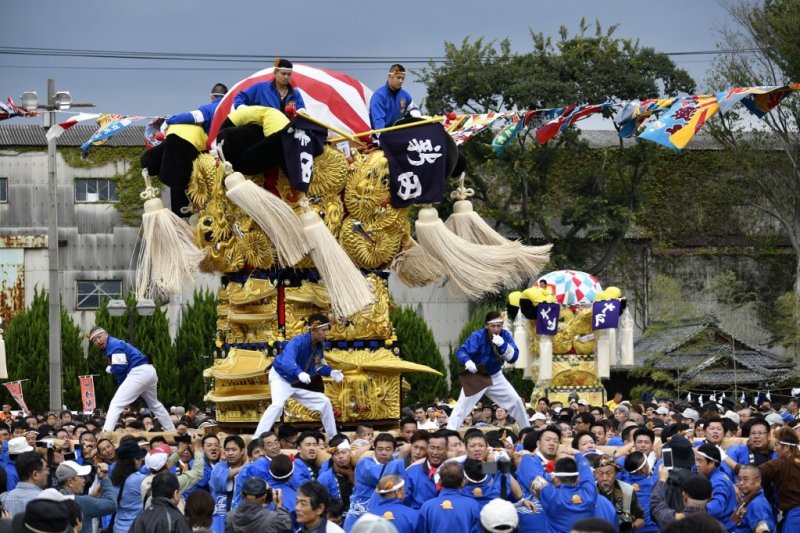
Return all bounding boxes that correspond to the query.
[3,381,29,413]
[79,375,97,413]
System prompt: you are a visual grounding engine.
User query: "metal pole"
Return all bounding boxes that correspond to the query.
[47,78,62,412]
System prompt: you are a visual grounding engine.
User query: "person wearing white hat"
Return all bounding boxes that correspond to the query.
[4,436,33,492]
[529,412,547,429]
[480,498,519,532]
[57,460,116,533]
[447,311,529,432]
[86,326,174,433]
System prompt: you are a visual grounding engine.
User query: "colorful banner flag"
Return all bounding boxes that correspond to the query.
[614,98,677,138]
[0,98,36,121]
[3,381,29,413]
[79,375,97,413]
[491,113,524,155]
[638,95,720,151]
[381,122,448,208]
[80,114,142,158]
[536,103,613,144]
[536,302,560,336]
[45,112,102,141]
[281,115,328,193]
[592,299,621,330]
[449,112,514,145]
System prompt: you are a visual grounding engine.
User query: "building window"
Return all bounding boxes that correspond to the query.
[77,280,123,310]
[75,178,118,203]
[0,177,7,203]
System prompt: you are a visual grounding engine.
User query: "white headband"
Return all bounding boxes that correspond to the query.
[696,451,719,463]
[88,328,106,341]
[270,463,295,480]
[632,457,648,473]
[337,441,350,451]
[551,471,580,477]
[464,471,487,484]
[376,479,404,494]
[486,318,504,325]
[779,441,799,447]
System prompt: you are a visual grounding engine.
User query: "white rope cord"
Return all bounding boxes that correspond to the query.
[448,173,474,201]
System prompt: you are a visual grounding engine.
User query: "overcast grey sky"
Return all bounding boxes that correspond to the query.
[3,0,735,124]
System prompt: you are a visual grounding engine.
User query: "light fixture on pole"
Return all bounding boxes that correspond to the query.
[107,298,156,342]
[23,79,94,412]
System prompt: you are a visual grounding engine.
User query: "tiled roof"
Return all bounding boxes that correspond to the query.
[633,318,713,366]
[0,124,146,147]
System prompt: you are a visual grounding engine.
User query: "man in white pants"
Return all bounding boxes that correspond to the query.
[253,314,343,439]
[87,327,175,432]
[446,311,530,431]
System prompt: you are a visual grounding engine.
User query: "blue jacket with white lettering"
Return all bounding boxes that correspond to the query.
[103,336,149,385]
[456,328,518,376]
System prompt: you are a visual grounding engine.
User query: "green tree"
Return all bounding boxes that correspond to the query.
[3,289,86,411]
[390,307,448,405]
[174,290,217,407]
[420,20,695,272]
[708,1,800,291]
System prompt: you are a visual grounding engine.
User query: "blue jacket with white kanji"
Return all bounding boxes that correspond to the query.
[209,461,234,533]
[234,81,305,114]
[273,333,332,383]
[456,328,518,376]
[103,336,149,385]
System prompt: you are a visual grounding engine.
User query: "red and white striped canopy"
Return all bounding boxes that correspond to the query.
[207,64,373,148]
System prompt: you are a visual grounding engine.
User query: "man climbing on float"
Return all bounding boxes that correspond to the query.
[446,311,530,431]
[253,314,344,440]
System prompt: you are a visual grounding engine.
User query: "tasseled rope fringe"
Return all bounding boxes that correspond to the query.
[217,143,310,267]
[135,169,207,301]
[390,236,444,288]
[444,175,552,284]
[299,196,375,318]
[415,205,525,299]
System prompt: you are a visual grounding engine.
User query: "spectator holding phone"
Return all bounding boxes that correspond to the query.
[225,476,292,533]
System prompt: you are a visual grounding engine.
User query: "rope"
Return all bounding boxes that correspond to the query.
[139,168,160,201]
[214,140,234,176]
[299,194,310,212]
[448,173,474,201]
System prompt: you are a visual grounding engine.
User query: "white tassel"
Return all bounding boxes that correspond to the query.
[699,394,704,404]
[445,199,552,283]
[619,307,634,366]
[299,209,374,318]
[539,335,553,383]
[390,236,443,288]
[136,171,206,301]
[609,327,618,367]
[596,329,611,380]
[740,392,746,403]
[513,313,530,373]
[415,206,523,299]
[687,392,692,403]
[224,172,310,267]
[0,329,7,379]
[445,178,551,284]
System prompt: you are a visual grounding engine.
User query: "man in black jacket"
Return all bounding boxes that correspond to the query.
[130,472,191,533]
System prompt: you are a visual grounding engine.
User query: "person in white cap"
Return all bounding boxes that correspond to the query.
[529,412,547,428]
[4,436,33,491]
[479,497,519,532]
[56,459,117,533]
[447,311,529,431]
[253,314,343,439]
[86,326,174,433]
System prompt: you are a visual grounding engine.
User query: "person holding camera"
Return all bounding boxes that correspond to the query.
[56,460,117,533]
[224,476,292,533]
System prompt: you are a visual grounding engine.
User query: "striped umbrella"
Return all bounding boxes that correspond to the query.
[207,64,373,148]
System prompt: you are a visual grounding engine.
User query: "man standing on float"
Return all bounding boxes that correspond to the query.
[446,311,530,431]
[254,314,343,439]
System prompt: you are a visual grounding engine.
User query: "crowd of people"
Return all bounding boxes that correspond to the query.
[0,386,798,532]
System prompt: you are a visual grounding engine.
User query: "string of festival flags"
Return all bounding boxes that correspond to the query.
[2,375,97,414]
[1,83,799,155]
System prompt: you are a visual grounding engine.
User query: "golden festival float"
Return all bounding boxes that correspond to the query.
[133,64,559,429]
[503,271,635,405]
